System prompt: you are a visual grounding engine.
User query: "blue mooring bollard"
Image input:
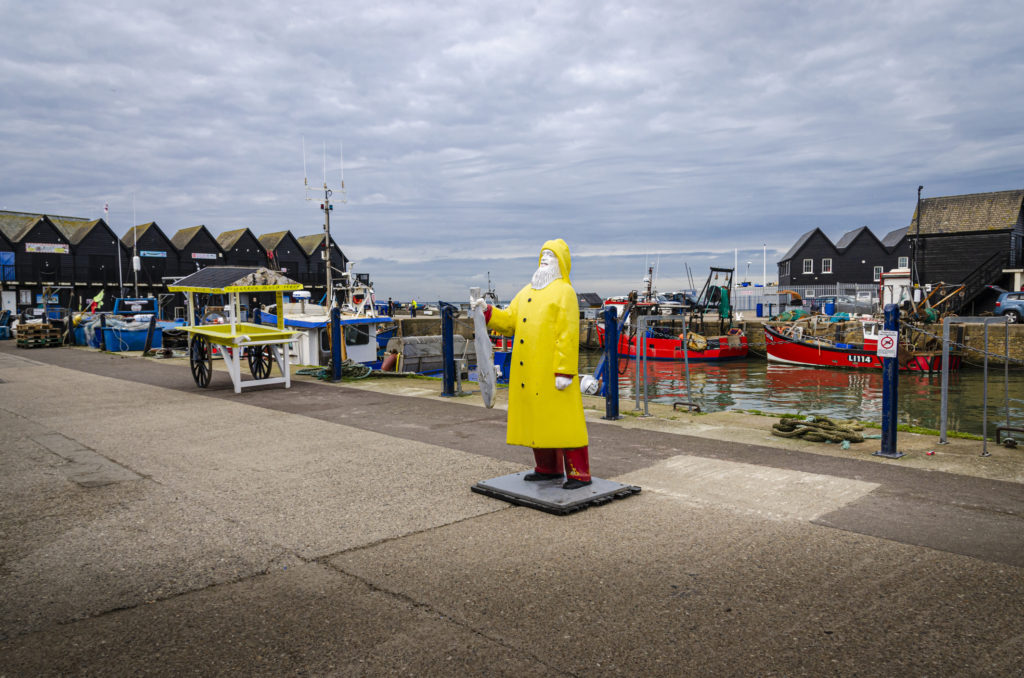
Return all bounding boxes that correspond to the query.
[331,307,342,382]
[440,302,456,397]
[602,306,621,420]
[874,303,904,459]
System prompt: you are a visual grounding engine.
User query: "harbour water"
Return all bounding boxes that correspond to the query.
[579,351,1024,438]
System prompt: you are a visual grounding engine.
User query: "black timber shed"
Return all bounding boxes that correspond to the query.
[217,228,266,269]
[259,231,311,285]
[123,222,179,289]
[171,225,224,275]
[909,189,1024,310]
[297,233,348,294]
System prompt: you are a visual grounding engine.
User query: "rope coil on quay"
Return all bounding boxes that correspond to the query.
[771,416,866,444]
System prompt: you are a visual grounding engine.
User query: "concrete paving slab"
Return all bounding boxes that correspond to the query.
[30,432,143,487]
[0,563,561,677]
[331,492,1024,676]
[1,360,518,560]
[620,454,879,521]
[3,343,1023,675]
[1,476,294,639]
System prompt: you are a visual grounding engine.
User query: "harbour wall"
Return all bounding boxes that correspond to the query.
[393,315,1024,366]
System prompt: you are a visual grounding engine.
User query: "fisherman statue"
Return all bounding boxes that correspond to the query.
[471,239,591,489]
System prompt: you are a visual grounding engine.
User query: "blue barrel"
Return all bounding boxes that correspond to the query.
[824,301,836,315]
[756,303,763,317]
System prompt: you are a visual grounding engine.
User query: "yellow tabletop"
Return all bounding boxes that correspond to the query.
[183,322,298,344]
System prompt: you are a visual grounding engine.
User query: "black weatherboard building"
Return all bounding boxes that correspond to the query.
[778,225,906,289]
[910,189,1024,310]
[123,222,179,292]
[777,227,841,287]
[775,187,1023,314]
[171,225,224,275]
[0,209,354,317]
[297,233,348,297]
[259,231,311,285]
[216,228,266,268]
[9,215,76,290]
[58,218,125,309]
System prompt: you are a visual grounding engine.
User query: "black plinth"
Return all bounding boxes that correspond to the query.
[472,471,641,516]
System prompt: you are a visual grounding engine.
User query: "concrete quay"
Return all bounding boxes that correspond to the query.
[1,342,1022,677]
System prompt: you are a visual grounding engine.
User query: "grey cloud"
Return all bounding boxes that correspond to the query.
[1,0,1021,300]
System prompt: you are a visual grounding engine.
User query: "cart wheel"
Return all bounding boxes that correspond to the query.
[190,336,213,388]
[248,345,273,379]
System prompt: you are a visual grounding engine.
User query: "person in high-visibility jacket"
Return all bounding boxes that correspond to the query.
[472,238,590,489]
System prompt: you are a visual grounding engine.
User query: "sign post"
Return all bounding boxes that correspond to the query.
[874,304,904,458]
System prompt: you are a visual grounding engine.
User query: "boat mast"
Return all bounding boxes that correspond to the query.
[304,139,346,307]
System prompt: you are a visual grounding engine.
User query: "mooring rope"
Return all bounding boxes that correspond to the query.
[296,359,373,381]
[771,415,865,443]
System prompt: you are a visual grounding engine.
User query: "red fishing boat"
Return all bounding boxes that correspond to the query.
[597,323,749,361]
[763,321,961,372]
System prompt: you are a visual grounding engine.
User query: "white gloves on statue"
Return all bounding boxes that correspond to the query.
[469,287,487,313]
[555,375,572,390]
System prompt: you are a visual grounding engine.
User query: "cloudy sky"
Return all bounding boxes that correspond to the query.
[2,0,1022,301]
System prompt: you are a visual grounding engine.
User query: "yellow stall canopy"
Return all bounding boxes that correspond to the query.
[167,266,302,294]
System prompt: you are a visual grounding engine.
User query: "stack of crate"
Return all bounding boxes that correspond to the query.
[16,323,62,349]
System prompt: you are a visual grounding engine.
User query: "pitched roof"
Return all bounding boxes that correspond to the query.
[296,234,325,256]
[122,222,156,247]
[779,229,818,262]
[0,210,89,242]
[911,189,1024,235]
[0,213,41,241]
[171,225,211,250]
[834,226,869,250]
[216,228,250,250]
[881,226,908,248]
[258,231,291,251]
[55,219,105,245]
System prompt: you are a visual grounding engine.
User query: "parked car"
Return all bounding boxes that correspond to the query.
[661,291,717,312]
[989,286,1024,323]
[810,294,876,315]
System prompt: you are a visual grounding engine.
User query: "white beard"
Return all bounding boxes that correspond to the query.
[530,263,562,290]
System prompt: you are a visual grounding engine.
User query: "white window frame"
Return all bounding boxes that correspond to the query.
[873,266,883,282]
[780,261,790,277]
[803,258,813,274]
[821,258,833,274]
[898,256,909,268]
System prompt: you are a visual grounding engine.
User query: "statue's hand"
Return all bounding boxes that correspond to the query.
[555,375,572,390]
[470,298,487,312]
[469,287,483,309]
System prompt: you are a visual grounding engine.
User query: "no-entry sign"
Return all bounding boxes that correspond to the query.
[877,330,898,358]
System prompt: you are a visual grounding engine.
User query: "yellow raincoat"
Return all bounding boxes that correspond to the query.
[487,239,588,449]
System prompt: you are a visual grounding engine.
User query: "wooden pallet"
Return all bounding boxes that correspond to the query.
[16,324,62,349]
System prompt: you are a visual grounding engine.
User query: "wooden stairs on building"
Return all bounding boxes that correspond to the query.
[944,251,1007,314]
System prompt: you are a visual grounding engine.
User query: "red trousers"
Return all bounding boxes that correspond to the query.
[532,447,590,482]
